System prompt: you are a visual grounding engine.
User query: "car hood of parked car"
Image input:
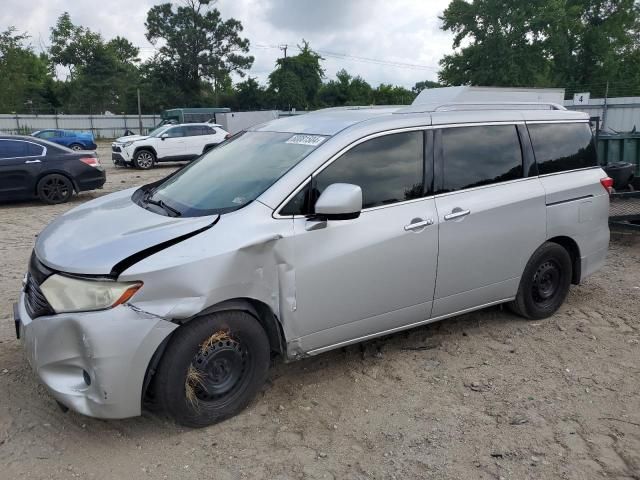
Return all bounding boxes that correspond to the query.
[115,135,149,143]
[34,188,219,275]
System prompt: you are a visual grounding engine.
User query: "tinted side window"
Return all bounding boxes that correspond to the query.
[37,131,55,139]
[166,126,187,138]
[528,123,597,175]
[316,131,424,210]
[440,125,523,192]
[0,140,32,158]
[26,143,44,156]
[185,125,205,136]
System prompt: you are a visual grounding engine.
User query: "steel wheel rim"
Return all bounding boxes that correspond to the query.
[41,177,70,202]
[137,152,153,168]
[71,145,82,151]
[191,337,248,402]
[531,260,561,306]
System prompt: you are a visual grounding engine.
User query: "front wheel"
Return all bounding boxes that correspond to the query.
[509,242,572,320]
[133,150,155,169]
[154,311,270,428]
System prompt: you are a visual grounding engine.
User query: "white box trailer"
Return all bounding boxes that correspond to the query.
[216,111,279,134]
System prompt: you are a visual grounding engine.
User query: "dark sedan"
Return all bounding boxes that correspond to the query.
[0,135,106,204]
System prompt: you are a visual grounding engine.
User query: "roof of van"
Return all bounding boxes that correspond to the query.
[252,87,588,136]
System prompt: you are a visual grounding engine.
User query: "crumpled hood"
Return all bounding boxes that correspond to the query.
[114,135,148,143]
[35,188,218,275]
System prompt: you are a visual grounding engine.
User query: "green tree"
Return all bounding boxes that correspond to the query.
[0,28,56,113]
[438,0,640,97]
[268,41,324,110]
[372,84,415,105]
[412,80,441,95]
[145,0,253,105]
[49,13,142,113]
[235,77,268,110]
[319,69,373,106]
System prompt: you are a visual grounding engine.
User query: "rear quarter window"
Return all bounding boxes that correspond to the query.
[527,123,597,175]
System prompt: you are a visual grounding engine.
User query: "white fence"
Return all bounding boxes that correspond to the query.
[0,114,161,139]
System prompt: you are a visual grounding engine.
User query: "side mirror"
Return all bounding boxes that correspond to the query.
[314,183,362,220]
[160,133,169,140]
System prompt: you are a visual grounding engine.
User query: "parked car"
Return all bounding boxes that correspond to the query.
[31,129,97,151]
[0,135,105,204]
[15,95,610,427]
[111,123,231,169]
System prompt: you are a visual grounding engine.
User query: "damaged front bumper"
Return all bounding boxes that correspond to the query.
[16,293,177,419]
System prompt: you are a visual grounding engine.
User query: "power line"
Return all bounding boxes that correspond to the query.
[254,43,438,71]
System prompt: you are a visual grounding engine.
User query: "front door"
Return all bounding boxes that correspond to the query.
[282,130,439,354]
[158,125,188,159]
[432,124,547,317]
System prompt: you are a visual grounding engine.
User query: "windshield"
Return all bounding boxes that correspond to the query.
[148,126,171,137]
[146,131,326,216]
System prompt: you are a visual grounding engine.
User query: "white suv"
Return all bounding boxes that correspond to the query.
[111,123,230,169]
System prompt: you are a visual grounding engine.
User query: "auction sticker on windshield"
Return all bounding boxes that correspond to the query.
[286,134,326,146]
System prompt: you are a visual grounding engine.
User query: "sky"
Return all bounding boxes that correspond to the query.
[6,0,455,88]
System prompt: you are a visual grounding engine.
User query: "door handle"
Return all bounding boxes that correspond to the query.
[24,159,41,164]
[404,219,434,231]
[444,208,470,221]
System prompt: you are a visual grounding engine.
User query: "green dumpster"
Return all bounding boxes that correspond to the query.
[597,133,640,176]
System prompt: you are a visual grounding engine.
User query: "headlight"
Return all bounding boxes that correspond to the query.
[39,275,142,313]
[122,141,134,148]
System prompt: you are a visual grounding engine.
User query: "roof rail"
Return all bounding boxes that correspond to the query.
[396,101,567,114]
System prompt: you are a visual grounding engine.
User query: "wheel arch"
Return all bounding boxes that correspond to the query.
[133,145,157,158]
[141,297,285,408]
[547,236,581,285]
[191,298,286,356]
[35,170,79,195]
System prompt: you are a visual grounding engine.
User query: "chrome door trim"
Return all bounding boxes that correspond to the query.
[273,121,529,219]
[304,297,515,356]
[525,120,590,124]
[0,139,46,160]
[537,166,602,178]
[274,116,587,214]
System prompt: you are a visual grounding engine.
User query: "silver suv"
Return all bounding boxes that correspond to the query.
[15,89,611,427]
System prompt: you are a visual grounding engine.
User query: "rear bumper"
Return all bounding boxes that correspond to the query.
[77,170,106,191]
[16,293,177,419]
[580,246,609,282]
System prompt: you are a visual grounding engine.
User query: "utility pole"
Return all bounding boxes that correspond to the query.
[602,81,609,132]
[137,88,143,135]
[279,44,288,58]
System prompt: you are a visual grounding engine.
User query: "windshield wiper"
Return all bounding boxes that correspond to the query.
[142,189,181,217]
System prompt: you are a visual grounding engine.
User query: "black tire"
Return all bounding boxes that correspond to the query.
[69,143,83,151]
[37,174,74,204]
[510,242,572,320]
[133,149,155,169]
[154,311,270,428]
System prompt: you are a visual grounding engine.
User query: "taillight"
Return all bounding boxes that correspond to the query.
[600,177,613,194]
[80,157,101,168]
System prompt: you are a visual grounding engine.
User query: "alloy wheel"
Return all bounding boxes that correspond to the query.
[41,177,71,203]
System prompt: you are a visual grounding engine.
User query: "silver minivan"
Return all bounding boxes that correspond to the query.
[14,89,611,427]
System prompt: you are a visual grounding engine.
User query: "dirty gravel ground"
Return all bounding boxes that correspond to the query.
[0,143,639,480]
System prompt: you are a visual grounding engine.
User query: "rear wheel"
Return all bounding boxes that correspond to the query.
[69,143,83,151]
[133,150,155,169]
[154,311,270,428]
[37,174,73,204]
[510,242,572,320]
